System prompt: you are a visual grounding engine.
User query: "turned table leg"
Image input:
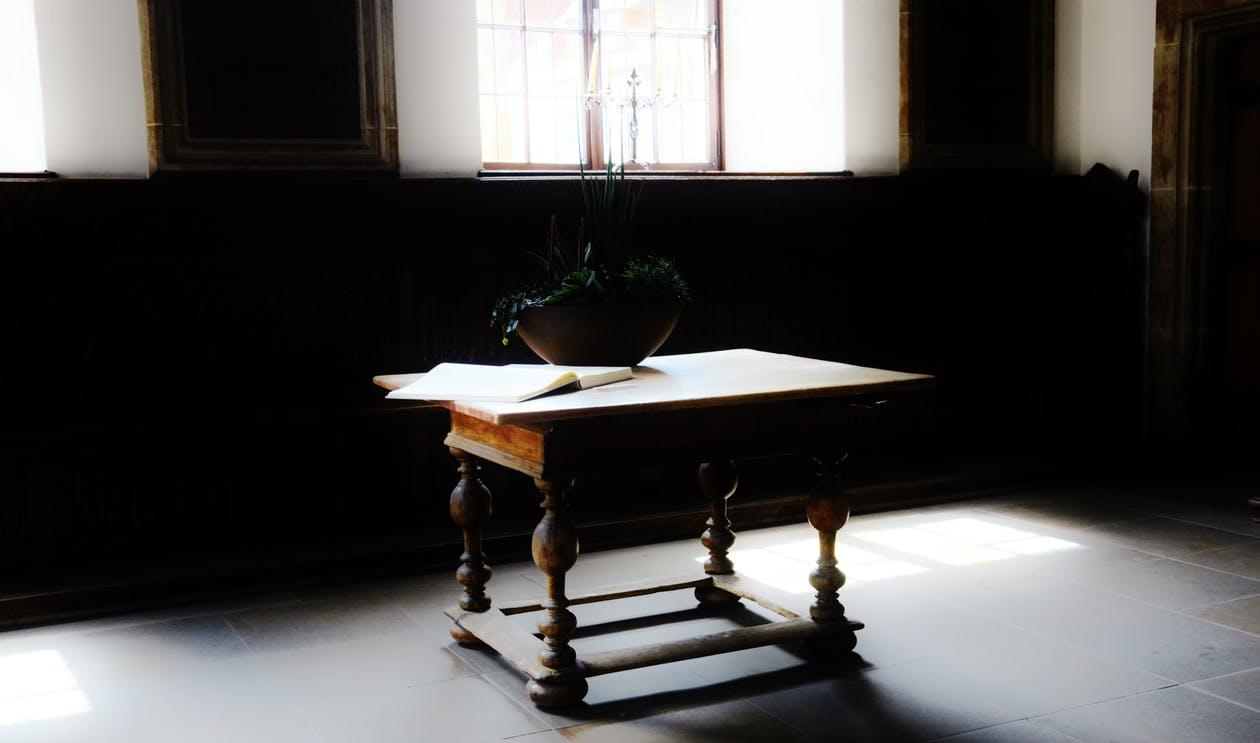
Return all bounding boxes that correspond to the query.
[449,447,493,645]
[525,475,589,707]
[696,460,741,606]
[805,454,857,655]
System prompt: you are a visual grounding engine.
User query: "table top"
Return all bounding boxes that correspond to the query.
[375,349,932,427]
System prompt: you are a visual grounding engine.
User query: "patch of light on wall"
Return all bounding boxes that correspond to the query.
[0,650,92,726]
[0,0,48,172]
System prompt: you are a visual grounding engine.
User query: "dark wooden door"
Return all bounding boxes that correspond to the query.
[1212,31,1260,451]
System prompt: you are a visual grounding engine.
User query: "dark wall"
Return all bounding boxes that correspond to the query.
[0,171,1144,611]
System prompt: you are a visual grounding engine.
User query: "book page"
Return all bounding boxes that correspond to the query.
[386,363,577,402]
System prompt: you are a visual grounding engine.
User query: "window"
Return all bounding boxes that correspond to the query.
[476,0,720,170]
[0,0,47,173]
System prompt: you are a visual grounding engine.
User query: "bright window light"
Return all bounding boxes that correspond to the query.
[0,0,47,172]
[0,650,92,726]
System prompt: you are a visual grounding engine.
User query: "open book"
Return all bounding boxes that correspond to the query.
[385,363,632,403]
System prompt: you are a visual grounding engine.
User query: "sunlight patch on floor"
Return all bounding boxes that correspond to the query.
[0,650,92,726]
[853,517,1082,566]
[694,516,1082,594]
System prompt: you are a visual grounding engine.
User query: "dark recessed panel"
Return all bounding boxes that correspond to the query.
[140,0,397,171]
[921,0,1031,147]
[901,0,1053,170]
[180,0,364,141]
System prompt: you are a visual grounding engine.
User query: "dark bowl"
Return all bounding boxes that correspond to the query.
[515,302,682,367]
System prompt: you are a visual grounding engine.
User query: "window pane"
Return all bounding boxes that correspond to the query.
[479,95,499,161]
[477,28,496,95]
[602,33,628,94]
[627,33,653,93]
[679,36,706,100]
[526,31,555,98]
[524,0,550,26]
[555,97,584,162]
[529,97,557,162]
[477,1,587,166]
[674,0,707,30]
[633,105,656,163]
[657,102,683,162]
[601,0,625,32]
[553,0,582,29]
[682,100,708,162]
[625,0,653,32]
[493,0,521,24]
[496,96,527,161]
[653,0,672,29]
[656,34,680,99]
[554,32,582,97]
[494,29,525,95]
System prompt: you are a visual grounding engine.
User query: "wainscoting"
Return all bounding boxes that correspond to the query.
[0,169,1144,625]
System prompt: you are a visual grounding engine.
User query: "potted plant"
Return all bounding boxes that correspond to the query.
[491,161,689,367]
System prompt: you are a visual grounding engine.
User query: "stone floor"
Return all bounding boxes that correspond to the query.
[2,485,1260,742]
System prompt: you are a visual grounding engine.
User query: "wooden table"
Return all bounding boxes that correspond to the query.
[375,349,933,707]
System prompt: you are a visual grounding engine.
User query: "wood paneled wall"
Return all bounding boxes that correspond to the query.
[0,171,1143,620]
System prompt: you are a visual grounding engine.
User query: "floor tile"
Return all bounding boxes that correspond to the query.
[251,626,476,700]
[1064,557,1260,610]
[1187,594,1260,635]
[4,615,254,689]
[100,708,322,743]
[0,594,302,649]
[982,497,1145,530]
[945,630,1171,717]
[681,643,820,685]
[1190,668,1260,712]
[1085,517,1253,557]
[483,663,715,730]
[384,569,542,637]
[745,656,1019,741]
[226,593,416,652]
[549,544,711,594]
[1034,686,1260,743]
[12,488,1260,743]
[305,676,548,743]
[2,654,292,743]
[1178,540,1260,581]
[1061,612,1260,682]
[1135,499,1260,539]
[934,719,1083,742]
[936,574,1164,642]
[840,583,1031,669]
[507,732,571,742]
[558,699,806,742]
